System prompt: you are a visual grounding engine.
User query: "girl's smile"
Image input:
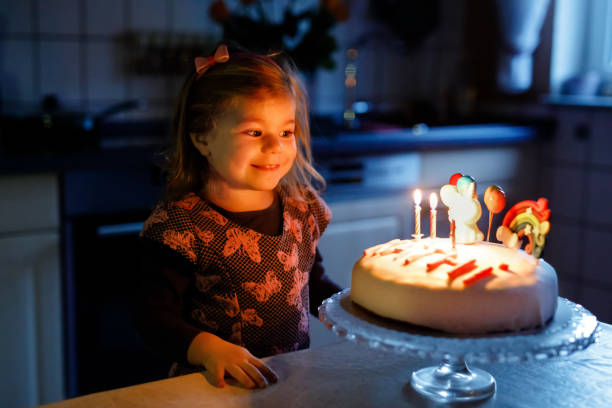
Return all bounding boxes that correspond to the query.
[191,91,297,211]
[252,164,281,170]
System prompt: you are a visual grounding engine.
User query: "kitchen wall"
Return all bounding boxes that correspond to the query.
[543,106,612,326]
[491,101,612,325]
[1,0,222,119]
[0,0,464,121]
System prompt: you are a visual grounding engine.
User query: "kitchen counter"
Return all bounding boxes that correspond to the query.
[312,123,539,156]
[43,322,611,408]
[0,123,541,174]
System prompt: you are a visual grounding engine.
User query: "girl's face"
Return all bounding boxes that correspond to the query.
[192,91,297,197]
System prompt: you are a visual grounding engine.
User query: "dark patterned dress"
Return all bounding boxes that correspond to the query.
[137,188,338,374]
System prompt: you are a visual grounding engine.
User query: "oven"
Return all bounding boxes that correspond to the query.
[61,167,170,397]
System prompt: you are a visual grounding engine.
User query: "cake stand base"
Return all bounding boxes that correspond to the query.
[410,355,495,402]
[319,289,600,404]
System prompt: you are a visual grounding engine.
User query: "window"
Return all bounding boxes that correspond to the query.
[550,0,612,96]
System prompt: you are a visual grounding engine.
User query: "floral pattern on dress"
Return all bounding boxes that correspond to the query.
[223,228,262,263]
[242,309,264,327]
[200,209,228,226]
[214,294,240,318]
[230,322,242,345]
[195,275,221,292]
[142,207,169,233]
[283,211,303,243]
[286,197,308,212]
[241,271,281,302]
[192,308,219,331]
[173,194,199,210]
[141,188,333,358]
[194,226,214,246]
[307,214,316,235]
[277,243,299,271]
[286,268,308,310]
[162,230,197,262]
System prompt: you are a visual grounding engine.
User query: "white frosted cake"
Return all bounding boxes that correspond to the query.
[351,238,558,334]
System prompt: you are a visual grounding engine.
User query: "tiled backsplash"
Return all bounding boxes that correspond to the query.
[0,0,464,120]
[539,107,612,324]
[475,98,612,324]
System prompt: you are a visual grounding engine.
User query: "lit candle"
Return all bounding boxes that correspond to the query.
[429,192,438,238]
[412,189,423,240]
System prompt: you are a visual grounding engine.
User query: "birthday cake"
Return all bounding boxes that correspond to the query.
[350,174,558,334]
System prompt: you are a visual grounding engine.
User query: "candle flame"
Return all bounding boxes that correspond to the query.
[430,192,438,209]
[413,189,422,205]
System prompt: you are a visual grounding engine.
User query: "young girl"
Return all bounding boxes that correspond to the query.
[135,44,341,390]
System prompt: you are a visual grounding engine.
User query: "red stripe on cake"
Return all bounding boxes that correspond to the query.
[499,263,509,271]
[427,258,458,272]
[447,259,478,280]
[463,267,494,286]
[378,248,404,256]
[427,259,445,272]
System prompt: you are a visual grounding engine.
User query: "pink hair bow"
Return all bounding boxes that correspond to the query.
[194,44,229,79]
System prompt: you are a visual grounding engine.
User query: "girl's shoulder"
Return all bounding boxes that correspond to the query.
[140,193,209,240]
[283,186,321,209]
[306,188,328,214]
[145,193,203,223]
[139,193,209,264]
[167,192,204,212]
[283,187,332,233]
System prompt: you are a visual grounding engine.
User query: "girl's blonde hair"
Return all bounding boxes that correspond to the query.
[164,45,325,202]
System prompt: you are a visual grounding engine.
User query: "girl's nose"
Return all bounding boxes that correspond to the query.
[261,133,282,153]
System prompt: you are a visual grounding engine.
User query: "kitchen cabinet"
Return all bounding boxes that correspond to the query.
[0,174,64,407]
[308,192,409,348]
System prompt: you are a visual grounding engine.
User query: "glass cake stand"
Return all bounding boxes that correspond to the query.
[318,288,601,403]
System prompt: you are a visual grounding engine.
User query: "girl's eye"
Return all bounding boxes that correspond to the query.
[281,130,295,138]
[246,130,262,137]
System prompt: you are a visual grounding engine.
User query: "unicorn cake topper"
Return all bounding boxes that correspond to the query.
[440,173,484,244]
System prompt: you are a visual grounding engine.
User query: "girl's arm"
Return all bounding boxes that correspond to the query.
[308,248,342,316]
[134,242,202,364]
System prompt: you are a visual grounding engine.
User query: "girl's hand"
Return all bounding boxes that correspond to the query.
[187,332,278,389]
